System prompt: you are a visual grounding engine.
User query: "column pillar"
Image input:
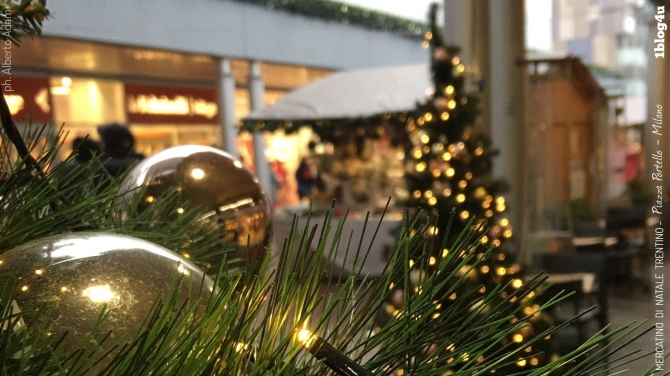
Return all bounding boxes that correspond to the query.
[248,61,273,201]
[489,0,526,253]
[219,58,238,158]
[443,0,490,132]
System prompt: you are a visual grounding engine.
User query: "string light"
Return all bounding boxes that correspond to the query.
[422,41,429,48]
[460,211,469,220]
[461,97,468,105]
[424,191,433,199]
[458,180,467,189]
[498,254,506,261]
[424,113,433,122]
[442,152,451,161]
[428,197,438,206]
[296,328,374,376]
[456,194,465,203]
[485,210,493,217]
[480,266,489,273]
[516,359,527,367]
[452,57,460,65]
[475,148,483,156]
[446,168,455,177]
[465,172,473,180]
[416,162,426,172]
[432,169,441,178]
[429,257,437,266]
[481,235,488,243]
[422,145,430,153]
[496,267,506,276]
[482,201,490,209]
[440,112,449,121]
[442,189,451,197]
[413,190,421,199]
[500,218,509,226]
[421,134,430,144]
[412,148,422,159]
[456,64,465,73]
[445,85,454,95]
[447,100,456,109]
[417,118,425,125]
[442,249,449,257]
[512,279,523,289]
[425,31,433,40]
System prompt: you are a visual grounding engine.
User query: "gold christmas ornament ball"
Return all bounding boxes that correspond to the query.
[474,187,487,199]
[122,145,272,262]
[0,232,214,368]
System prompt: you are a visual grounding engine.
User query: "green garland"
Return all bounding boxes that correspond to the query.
[230,0,427,38]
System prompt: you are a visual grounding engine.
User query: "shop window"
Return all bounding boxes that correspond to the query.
[50,77,126,157]
[235,88,251,121]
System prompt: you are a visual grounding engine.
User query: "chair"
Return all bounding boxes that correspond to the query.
[605,206,649,290]
[536,253,609,355]
[572,220,607,253]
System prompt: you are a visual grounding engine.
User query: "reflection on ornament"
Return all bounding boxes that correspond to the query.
[0,233,214,369]
[121,145,272,262]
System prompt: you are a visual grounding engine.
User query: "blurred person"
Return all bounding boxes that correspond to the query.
[295,157,314,201]
[53,136,102,194]
[98,123,144,178]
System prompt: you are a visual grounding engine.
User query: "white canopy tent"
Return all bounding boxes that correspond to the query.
[245,63,431,122]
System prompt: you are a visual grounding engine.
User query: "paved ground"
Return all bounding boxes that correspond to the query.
[607,286,669,375]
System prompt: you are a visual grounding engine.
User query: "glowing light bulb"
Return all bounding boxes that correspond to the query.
[481,235,488,243]
[424,113,433,122]
[429,257,437,265]
[456,194,465,203]
[421,134,430,144]
[496,267,506,276]
[296,329,317,347]
[512,279,523,289]
[413,190,421,199]
[452,57,460,65]
[475,148,483,156]
[446,168,455,177]
[445,85,454,95]
[416,162,426,172]
[34,269,43,275]
[480,266,489,273]
[428,197,438,206]
[516,359,527,367]
[442,152,451,161]
[449,293,457,300]
[448,100,456,109]
[424,191,433,198]
[443,189,451,197]
[457,64,465,73]
[460,211,469,219]
[458,180,467,189]
[412,148,422,159]
[440,112,449,121]
[425,31,433,40]
[465,172,473,180]
[422,41,429,48]
[500,218,509,226]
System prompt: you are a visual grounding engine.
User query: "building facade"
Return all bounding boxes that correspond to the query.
[8,0,428,206]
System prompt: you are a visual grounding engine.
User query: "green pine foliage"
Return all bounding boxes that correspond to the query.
[0,4,664,375]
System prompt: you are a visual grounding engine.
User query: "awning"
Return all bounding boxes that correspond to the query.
[245,63,431,122]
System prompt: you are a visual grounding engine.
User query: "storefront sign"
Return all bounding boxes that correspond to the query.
[125,84,219,124]
[3,76,51,123]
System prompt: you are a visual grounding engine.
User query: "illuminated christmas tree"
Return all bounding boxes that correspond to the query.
[379,4,559,373]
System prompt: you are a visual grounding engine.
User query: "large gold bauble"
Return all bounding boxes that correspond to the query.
[0,232,214,367]
[122,145,273,262]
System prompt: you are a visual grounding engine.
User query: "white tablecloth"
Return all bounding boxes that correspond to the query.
[272,213,402,278]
